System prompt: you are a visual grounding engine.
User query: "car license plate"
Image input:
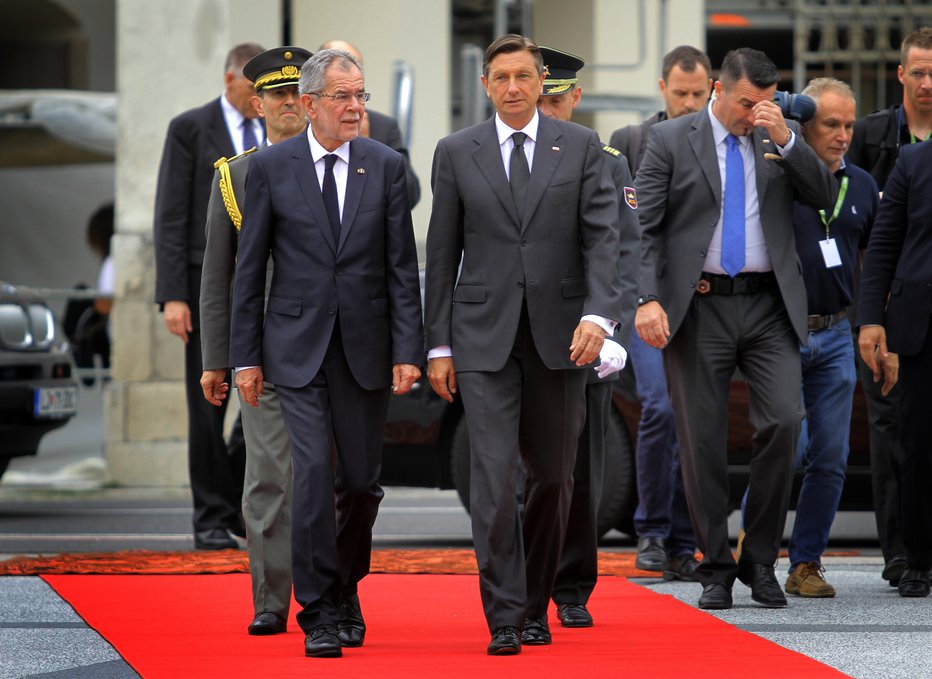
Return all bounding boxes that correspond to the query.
[33,386,78,418]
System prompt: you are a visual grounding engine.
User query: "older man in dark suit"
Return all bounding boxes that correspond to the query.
[859,139,932,598]
[635,47,837,611]
[230,49,423,658]
[199,46,312,637]
[425,34,622,655]
[153,42,264,550]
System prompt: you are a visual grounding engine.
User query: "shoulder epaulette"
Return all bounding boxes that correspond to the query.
[602,144,621,157]
[213,147,257,231]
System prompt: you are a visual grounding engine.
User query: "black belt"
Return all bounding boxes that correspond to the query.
[807,310,847,332]
[696,272,777,296]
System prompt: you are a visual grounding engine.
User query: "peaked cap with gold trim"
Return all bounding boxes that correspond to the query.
[243,46,313,91]
[539,46,585,96]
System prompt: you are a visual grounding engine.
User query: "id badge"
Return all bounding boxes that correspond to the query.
[820,238,842,268]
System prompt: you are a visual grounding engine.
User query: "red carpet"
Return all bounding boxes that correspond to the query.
[43,573,848,678]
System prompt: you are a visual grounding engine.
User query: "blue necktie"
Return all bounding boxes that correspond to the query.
[322,154,341,245]
[722,134,746,277]
[241,119,259,153]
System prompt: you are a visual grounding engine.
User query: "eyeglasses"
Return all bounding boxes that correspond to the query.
[313,91,371,105]
[906,69,932,81]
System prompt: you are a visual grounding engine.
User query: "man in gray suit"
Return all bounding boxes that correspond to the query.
[635,48,837,610]
[230,49,423,658]
[199,46,311,637]
[425,34,623,654]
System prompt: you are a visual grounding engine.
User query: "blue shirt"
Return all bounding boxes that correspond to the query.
[793,161,878,315]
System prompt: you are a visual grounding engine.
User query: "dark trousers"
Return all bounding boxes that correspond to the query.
[276,326,388,632]
[457,309,587,631]
[898,317,932,571]
[183,327,244,532]
[664,288,802,586]
[854,339,906,564]
[552,380,611,606]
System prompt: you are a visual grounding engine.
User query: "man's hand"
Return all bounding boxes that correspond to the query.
[392,363,421,396]
[570,320,606,366]
[427,357,457,403]
[859,326,898,396]
[164,300,192,344]
[752,99,792,147]
[235,367,264,407]
[200,369,228,406]
[635,301,670,349]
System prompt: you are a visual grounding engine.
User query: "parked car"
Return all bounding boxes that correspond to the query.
[382,354,871,537]
[0,282,78,483]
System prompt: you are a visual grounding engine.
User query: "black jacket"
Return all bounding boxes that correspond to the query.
[847,104,902,191]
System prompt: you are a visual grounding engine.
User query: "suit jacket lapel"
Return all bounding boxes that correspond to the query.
[751,128,772,206]
[340,139,368,251]
[522,117,562,232]
[290,137,338,253]
[472,119,521,226]
[688,113,721,205]
[208,98,236,160]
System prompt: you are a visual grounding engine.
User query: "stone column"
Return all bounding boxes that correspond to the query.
[107,0,278,486]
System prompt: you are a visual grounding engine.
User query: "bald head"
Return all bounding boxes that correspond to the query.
[319,39,362,64]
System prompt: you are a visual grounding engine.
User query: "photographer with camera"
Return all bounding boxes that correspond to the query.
[635,47,837,611]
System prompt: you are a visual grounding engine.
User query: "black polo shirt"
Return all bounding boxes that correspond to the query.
[793,161,878,316]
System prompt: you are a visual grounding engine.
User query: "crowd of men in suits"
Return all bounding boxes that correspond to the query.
[150,28,932,659]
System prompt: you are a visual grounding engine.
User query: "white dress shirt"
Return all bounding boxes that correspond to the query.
[220,93,264,156]
[703,102,795,274]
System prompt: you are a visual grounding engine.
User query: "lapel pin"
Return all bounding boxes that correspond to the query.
[552,146,560,151]
[356,168,366,174]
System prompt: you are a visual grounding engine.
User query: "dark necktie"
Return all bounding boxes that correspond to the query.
[322,154,342,245]
[241,119,259,153]
[721,133,746,277]
[510,131,530,221]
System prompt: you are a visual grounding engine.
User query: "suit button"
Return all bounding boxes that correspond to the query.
[517,281,525,288]
[700,250,707,257]
[689,280,696,288]
[336,269,343,276]
[327,308,336,315]
[520,240,528,246]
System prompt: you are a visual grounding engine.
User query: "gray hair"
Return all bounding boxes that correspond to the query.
[801,77,855,104]
[299,49,363,96]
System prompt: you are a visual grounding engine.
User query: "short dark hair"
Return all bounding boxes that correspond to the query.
[224,42,264,74]
[719,47,779,89]
[482,34,544,79]
[901,26,932,64]
[661,45,712,81]
[87,203,114,259]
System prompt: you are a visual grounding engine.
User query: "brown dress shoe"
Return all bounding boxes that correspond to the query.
[785,562,836,598]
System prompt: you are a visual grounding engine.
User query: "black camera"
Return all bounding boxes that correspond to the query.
[773,91,816,123]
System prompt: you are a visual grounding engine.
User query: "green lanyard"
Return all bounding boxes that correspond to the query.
[818,175,849,237]
[909,130,932,144]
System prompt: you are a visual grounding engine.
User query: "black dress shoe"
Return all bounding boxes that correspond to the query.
[883,556,907,588]
[697,582,733,610]
[556,603,593,628]
[897,568,931,598]
[487,626,521,655]
[738,563,788,608]
[337,594,366,647]
[248,611,286,635]
[520,616,552,645]
[305,625,342,658]
[663,554,700,582]
[635,536,666,571]
[194,528,237,550]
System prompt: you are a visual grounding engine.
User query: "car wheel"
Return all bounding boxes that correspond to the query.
[0,457,9,485]
[599,405,637,536]
[450,417,471,512]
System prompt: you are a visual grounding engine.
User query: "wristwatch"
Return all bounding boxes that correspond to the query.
[637,294,659,306]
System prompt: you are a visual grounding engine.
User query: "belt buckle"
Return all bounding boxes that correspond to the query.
[696,279,711,295]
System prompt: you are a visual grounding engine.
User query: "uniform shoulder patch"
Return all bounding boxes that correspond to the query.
[623,186,638,210]
[601,144,621,157]
[212,146,258,170]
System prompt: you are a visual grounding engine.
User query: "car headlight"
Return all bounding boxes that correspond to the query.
[0,303,31,349]
[27,303,56,349]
